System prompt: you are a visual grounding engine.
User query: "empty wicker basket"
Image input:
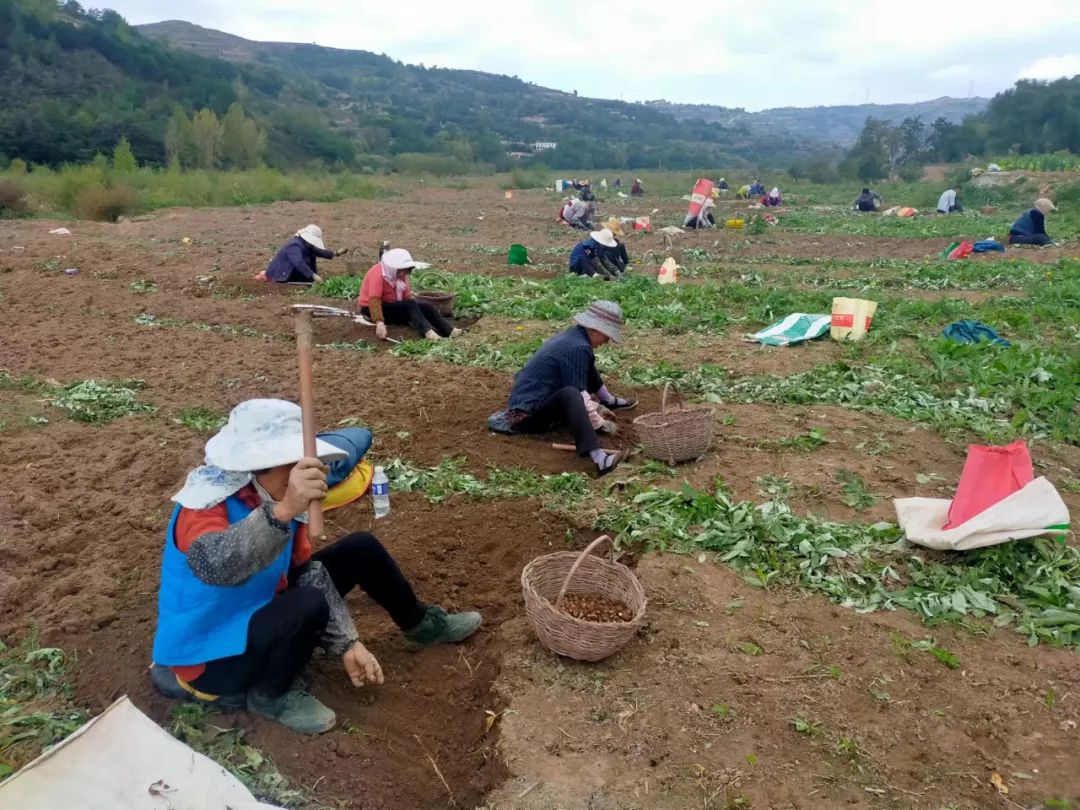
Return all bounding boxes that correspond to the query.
[521,536,647,662]
[633,382,715,463]
[415,290,456,317]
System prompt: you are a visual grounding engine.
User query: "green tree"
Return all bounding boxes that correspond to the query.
[164,106,193,168]
[220,103,266,169]
[190,108,223,169]
[112,136,137,173]
[842,118,890,182]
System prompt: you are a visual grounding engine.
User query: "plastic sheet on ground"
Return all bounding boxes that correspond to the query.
[745,313,831,346]
[895,477,1070,551]
[0,696,283,810]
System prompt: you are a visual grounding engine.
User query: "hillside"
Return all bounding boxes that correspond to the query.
[0,5,992,171]
[649,97,989,147]
[136,20,815,171]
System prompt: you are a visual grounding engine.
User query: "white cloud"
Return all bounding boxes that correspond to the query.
[108,0,1080,109]
[1018,54,1080,81]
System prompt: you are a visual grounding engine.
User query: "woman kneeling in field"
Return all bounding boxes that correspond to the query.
[505,301,636,476]
[264,224,345,284]
[150,399,482,734]
[358,248,462,341]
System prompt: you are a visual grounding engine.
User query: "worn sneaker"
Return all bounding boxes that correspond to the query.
[149,664,245,710]
[403,605,483,651]
[247,687,336,734]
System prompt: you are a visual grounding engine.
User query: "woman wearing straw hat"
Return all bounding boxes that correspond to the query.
[1008,198,1057,246]
[569,228,622,279]
[357,248,462,341]
[149,399,482,734]
[505,301,636,476]
[265,224,345,284]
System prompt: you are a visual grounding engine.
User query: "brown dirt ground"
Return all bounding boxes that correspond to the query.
[1,180,1077,809]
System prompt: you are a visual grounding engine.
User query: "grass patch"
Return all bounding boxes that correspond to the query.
[168,704,307,807]
[385,457,590,508]
[175,407,227,432]
[50,379,156,424]
[597,481,1080,649]
[0,637,86,779]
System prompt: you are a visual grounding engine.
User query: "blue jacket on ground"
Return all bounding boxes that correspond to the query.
[318,427,373,487]
[266,236,334,283]
[509,325,602,413]
[1008,209,1046,239]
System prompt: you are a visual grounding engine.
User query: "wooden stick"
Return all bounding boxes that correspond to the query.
[294,309,325,540]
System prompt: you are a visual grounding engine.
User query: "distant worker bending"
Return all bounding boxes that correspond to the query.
[853,188,883,212]
[562,198,595,231]
[936,186,963,214]
[1008,198,1056,246]
[684,198,717,229]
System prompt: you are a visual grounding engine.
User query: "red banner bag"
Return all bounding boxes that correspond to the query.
[943,440,1033,529]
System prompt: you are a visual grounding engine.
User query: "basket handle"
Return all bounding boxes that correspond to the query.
[554,535,615,609]
[660,382,684,414]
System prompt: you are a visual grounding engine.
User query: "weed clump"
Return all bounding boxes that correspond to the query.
[75,185,137,222]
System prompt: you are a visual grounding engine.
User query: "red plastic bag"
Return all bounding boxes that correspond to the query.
[947,240,973,261]
[943,440,1033,529]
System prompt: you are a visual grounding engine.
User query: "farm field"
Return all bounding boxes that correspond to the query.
[1,176,1079,810]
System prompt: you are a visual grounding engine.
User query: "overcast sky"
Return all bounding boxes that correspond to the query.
[106,0,1080,110]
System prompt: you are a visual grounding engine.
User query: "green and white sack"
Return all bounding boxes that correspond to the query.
[747,313,831,347]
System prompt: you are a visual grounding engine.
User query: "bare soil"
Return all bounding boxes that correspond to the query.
[1,179,1077,809]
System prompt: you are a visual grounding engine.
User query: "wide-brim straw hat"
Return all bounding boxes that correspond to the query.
[205,399,347,472]
[590,228,617,248]
[296,224,325,250]
[573,300,624,343]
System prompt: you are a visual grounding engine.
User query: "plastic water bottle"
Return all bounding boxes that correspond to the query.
[372,466,390,519]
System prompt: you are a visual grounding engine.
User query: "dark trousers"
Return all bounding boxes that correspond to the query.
[362,300,454,338]
[570,254,603,277]
[1008,232,1051,246]
[283,268,313,283]
[608,243,628,271]
[515,386,599,456]
[189,533,424,698]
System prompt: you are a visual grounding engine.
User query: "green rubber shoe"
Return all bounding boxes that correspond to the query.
[404,605,483,651]
[247,687,336,735]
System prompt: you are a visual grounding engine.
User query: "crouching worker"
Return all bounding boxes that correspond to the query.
[506,302,636,476]
[1008,198,1056,246]
[150,400,482,734]
[358,248,461,341]
[569,229,623,279]
[265,225,344,284]
[684,198,717,229]
[562,198,595,230]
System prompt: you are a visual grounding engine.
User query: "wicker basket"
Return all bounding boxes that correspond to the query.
[521,536,647,662]
[633,382,715,463]
[415,290,455,317]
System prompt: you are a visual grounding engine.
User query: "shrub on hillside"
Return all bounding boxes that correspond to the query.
[76,185,136,222]
[0,179,27,217]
